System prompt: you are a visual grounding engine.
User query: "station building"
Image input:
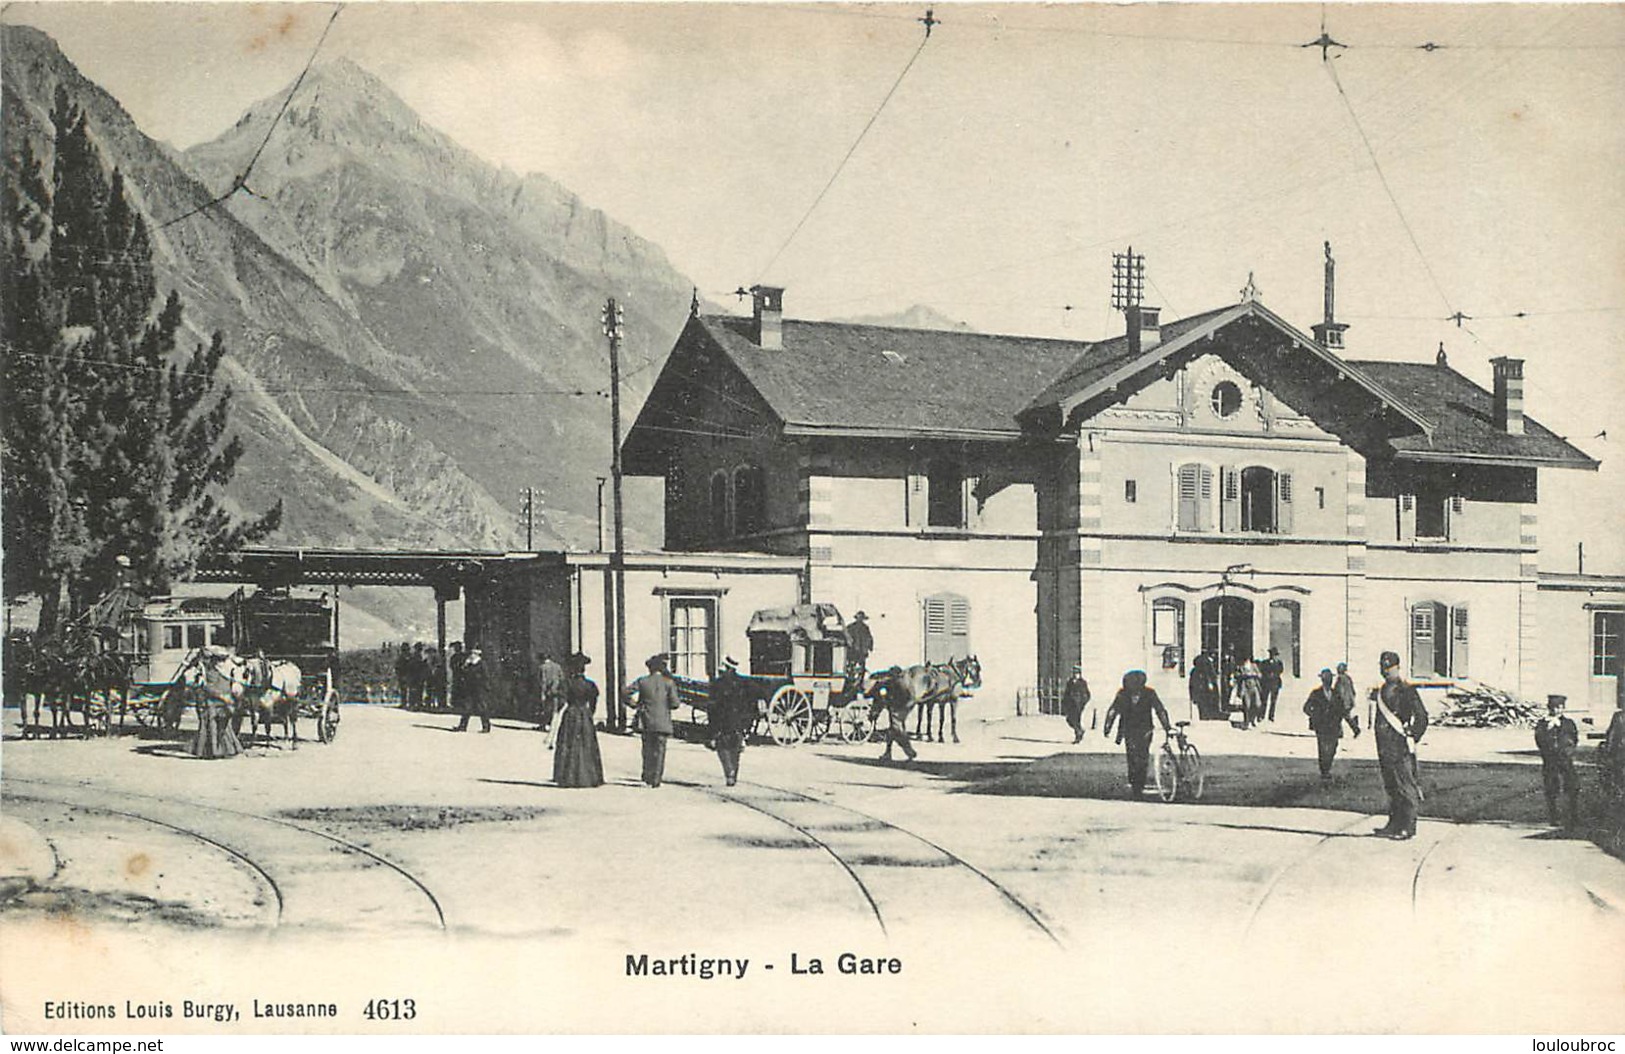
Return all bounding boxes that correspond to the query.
[622,268,1622,719]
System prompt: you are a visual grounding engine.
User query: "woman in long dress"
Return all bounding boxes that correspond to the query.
[553,654,604,788]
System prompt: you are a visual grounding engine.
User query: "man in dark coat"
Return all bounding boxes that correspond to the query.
[394,643,413,709]
[1304,667,1360,779]
[708,656,756,786]
[1373,650,1428,839]
[447,641,467,715]
[1534,695,1581,828]
[1103,670,1172,797]
[1190,651,1219,721]
[845,611,874,689]
[452,645,490,733]
[632,655,681,787]
[1061,664,1091,744]
[1260,647,1285,722]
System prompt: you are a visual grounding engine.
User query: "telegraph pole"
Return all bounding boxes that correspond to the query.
[518,487,538,551]
[602,297,628,732]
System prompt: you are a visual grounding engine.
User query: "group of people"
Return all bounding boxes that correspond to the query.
[519,651,760,791]
[1081,652,1425,838]
[1187,648,1286,727]
[393,641,449,710]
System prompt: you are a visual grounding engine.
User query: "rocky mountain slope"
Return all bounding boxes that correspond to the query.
[3,29,691,562]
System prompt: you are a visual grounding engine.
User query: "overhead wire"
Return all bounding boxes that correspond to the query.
[753,17,933,282]
[158,4,344,230]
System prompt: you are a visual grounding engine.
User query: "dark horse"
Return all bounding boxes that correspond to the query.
[10,629,129,739]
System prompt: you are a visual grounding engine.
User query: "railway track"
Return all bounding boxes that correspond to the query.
[690,778,1063,947]
[4,776,446,932]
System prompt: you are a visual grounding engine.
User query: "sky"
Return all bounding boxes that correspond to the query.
[7,1,1625,570]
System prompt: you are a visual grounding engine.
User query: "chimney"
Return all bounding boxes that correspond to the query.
[1311,241,1349,351]
[1127,305,1161,355]
[750,285,783,350]
[1490,356,1525,435]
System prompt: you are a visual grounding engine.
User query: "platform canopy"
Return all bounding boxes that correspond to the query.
[193,546,554,594]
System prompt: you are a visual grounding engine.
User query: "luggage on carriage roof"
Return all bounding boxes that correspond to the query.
[745,603,848,644]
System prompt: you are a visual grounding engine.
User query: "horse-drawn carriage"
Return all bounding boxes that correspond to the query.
[9,585,341,746]
[677,604,875,746]
[216,587,342,745]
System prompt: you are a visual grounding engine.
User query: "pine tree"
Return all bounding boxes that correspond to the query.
[2,86,281,632]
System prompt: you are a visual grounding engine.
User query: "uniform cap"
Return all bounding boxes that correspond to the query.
[1379,651,1402,670]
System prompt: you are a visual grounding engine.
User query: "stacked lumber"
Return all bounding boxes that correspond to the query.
[1437,682,1542,728]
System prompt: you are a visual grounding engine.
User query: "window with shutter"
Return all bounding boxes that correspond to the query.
[1220,467,1241,532]
[1277,472,1294,535]
[1199,466,1214,531]
[1411,601,1449,677]
[923,593,971,663]
[1446,494,1466,541]
[1450,604,1470,678]
[1398,493,1417,541]
[1177,464,1202,530]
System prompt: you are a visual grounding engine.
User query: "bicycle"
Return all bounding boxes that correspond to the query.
[1153,720,1205,802]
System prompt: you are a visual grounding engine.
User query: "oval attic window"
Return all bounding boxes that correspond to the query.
[1211,380,1242,418]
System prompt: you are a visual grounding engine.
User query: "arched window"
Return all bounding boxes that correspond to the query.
[734,465,765,536]
[1268,599,1301,678]
[709,472,732,538]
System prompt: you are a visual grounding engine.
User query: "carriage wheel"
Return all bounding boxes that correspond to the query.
[767,686,814,746]
[317,690,340,744]
[807,710,830,745]
[837,704,872,744]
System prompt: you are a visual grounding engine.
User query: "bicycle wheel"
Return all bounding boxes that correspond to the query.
[1154,746,1179,802]
[1182,743,1204,800]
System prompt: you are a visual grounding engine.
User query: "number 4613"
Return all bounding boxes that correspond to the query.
[363,999,416,1021]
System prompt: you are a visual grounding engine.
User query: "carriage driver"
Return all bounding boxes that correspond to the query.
[845,611,874,690]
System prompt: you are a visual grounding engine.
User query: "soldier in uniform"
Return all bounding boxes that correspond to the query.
[1373,650,1428,839]
[632,655,681,788]
[1303,667,1360,779]
[708,656,755,786]
[1534,694,1581,829]
[1061,664,1091,744]
[1103,669,1172,798]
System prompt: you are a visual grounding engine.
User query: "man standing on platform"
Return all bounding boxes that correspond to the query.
[1373,650,1428,839]
[1260,647,1284,723]
[1304,667,1359,779]
[632,655,681,788]
[846,611,874,690]
[539,652,567,742]
[1534,695,1581,829]
[1061,664,1091,744]
[1333,662,1360,735]
[452,645,491,733]
[709,657,755,786]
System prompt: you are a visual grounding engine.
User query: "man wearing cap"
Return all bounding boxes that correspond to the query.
[845,611,874,690]
[709,657,755,786]
[1260,647,1285,723]
[632,654,681,788]
[1373,650,1429,839]
[1061,664,1092,744]
[1534,695,1581,829]
[1304,667,1359,780]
